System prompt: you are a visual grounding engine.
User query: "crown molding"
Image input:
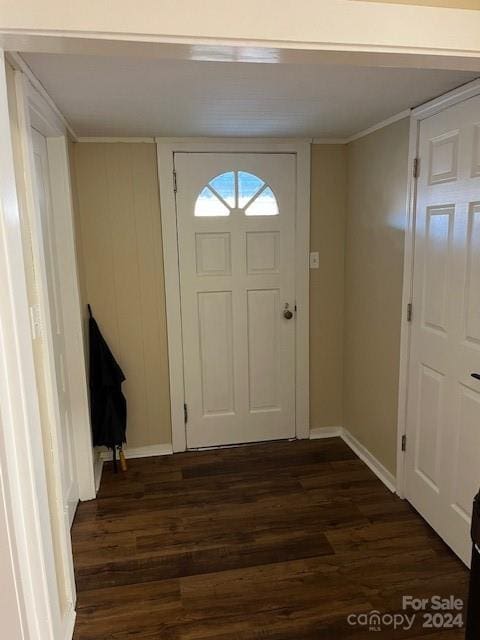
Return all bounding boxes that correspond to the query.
[312,137,348,145]
[76,136,155,143]
[411,77,480,119]
[344,109,411,144]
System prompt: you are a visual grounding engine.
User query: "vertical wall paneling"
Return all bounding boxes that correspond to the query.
[73,143,171,448]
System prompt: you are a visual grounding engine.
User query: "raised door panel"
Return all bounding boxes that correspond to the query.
[472,124,480,177]
[464,204,480,344]
[246,231,280,275]
[428,131,459,185]
[196,233,231,276]
[451,386,480,521]
[247,289,281,413]
[198,291,235,416]
[422,206,454,334]
[415,365,444,492]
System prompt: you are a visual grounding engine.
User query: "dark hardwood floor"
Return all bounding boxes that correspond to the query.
[72,438,469,639]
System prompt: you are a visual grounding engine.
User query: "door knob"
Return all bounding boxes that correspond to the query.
[283,303,293,320]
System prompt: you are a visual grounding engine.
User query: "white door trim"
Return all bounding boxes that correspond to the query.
[396,77,480,498]
[0,49,59,640]
[156,139,310,452]
[14,71,95,501]
[1,64,96,639]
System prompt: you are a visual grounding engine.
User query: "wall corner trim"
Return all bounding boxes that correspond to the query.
[310,426,397,493]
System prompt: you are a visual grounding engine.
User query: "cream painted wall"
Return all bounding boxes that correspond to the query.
[344,117,410,475]
[68,140,88,347]
[72,134,408,472]
[72,142,347,449]
[310,145,346,429]
[72,142,171,448]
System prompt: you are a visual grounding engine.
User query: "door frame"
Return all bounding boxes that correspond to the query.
[156,139,311,452]
[6,63,95,636]
[0,49,65,640]
[396,77,480,498]
[14,68,96,502]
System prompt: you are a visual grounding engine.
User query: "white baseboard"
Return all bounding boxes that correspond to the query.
[309,425,396,493]
[340,428,396,493]
[98,435,395,494]
[93,452,104,494]
[100,443,174,462]
[309,426,343,439]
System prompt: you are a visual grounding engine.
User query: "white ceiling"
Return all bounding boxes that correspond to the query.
[22,53,479,139]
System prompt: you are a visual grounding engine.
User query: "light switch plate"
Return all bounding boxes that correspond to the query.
[309,251,320,269]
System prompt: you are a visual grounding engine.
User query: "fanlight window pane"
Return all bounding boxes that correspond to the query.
[238,171,265,207]
[209,172,235,207]
[245,187,279,216]
[195,187,230,217]
[194,171,279,217]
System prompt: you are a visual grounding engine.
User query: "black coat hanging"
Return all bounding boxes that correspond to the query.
[88,304,127,470]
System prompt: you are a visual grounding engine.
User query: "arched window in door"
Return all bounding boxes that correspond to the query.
[194,171,279,217]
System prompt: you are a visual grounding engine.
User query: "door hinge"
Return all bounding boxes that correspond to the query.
[413,158,420,179]
[401,434,407,452]
[184,403,188,424]
[173,170,178,193]
[407,302,413,323]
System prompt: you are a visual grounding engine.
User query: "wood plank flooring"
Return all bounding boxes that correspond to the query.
[72,438,469,639]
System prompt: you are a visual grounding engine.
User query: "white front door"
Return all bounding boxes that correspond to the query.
[31,128,79,526]
[175,153,296,448]
[405,94,480,565]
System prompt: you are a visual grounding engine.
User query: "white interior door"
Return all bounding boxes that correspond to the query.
[175,153,296,448]
[405,94,480,565]
[31,128,79,527]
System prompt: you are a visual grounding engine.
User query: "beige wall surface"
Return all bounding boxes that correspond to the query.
[344,117,410,475]
[72,142,171,448]
[310,145,346,430]
[72,142,347,448]
[68,140,88,345]
[72,135,408,467]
